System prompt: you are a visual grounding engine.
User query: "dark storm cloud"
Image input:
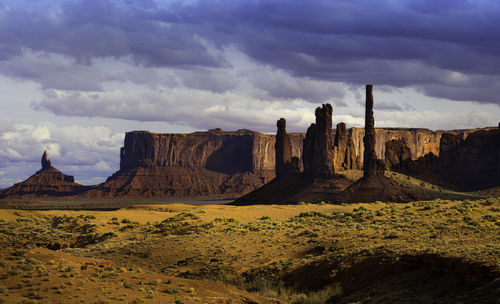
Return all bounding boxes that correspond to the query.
[1,0,500,104]
[0,0,222,68]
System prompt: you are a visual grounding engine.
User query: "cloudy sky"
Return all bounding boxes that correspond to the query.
[1,0,499,187]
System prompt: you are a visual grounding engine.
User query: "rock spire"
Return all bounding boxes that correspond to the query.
[303,104,335,178]
[41,151,52,170]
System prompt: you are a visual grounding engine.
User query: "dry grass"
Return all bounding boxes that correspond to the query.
[0,191,499,303]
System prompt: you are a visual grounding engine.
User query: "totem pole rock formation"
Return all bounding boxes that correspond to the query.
[275,118,299,178]
[363,85,385,178]
[338,85,412,203]
[233,104,353,205]
[303,104,335,178]
[41,151,52,170]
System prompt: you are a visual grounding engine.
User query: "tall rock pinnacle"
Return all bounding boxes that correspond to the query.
[41,151,51,170]
[275,118,293,178]
[363,85,383,178]
[303,103,335,178]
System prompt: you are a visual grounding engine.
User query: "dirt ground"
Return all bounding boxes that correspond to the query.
[0,197,499,303]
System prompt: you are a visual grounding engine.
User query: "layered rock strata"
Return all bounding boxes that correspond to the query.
[86,129,305,198]
[400,126,500,190]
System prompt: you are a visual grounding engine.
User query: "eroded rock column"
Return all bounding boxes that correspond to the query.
[41,151,51,170]
[363,85,384,178]
[303,104,335,178]
[275,118,293,178]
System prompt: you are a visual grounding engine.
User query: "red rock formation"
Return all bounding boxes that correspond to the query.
[363,85,384,178]
[385,139,412,170]
[0,152,83,199]
[41,151,51,170]
[275,118,299,177]
[333,123,359,170]
[339,85,412,203]
[303,104,335,178]
[87,129,293,198]
[398,126,500,190]
[234,103,358,205]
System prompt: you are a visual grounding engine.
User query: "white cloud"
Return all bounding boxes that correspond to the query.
[0,119,123,187]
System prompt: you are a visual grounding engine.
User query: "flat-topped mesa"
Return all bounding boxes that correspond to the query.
[275,118,299,178]
[303,103,335,178]
[41,151,52,170]
[363,85,385,178]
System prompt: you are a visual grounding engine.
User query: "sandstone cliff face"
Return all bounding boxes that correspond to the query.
[438,128,500,190]
[95,129,300,197]
[390,127,500,190]
[333,123,359,170]
[351,127,496,167]
[385,139,412,170]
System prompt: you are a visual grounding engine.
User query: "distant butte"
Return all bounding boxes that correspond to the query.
[0,151,85,199]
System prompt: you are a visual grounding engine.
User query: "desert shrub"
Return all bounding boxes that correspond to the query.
[178,211,200,220]
[297,211,330,219]
[121,218,132,224]
[290,284,342,304]
[161,286,179,294]
[482,215,497,222]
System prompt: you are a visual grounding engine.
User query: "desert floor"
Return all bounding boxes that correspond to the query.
[0,172,499,303]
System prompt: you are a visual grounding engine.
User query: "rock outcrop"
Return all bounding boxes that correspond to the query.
[0,152,84,198]
[385,139,412,170]
[234,104,353,205]
[85,129,305,198]
[333,123,359,170]
[438,128,499,190]
[363,85,384,178]
[339,85,412,203]
[41,151,51,170]
[395,126,500,190]
[275,118,299,177]
[303,104,335,178]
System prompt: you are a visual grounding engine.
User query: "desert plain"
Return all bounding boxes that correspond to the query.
[0,171,499,304]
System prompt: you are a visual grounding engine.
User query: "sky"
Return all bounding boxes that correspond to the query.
[1,0,500,187]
